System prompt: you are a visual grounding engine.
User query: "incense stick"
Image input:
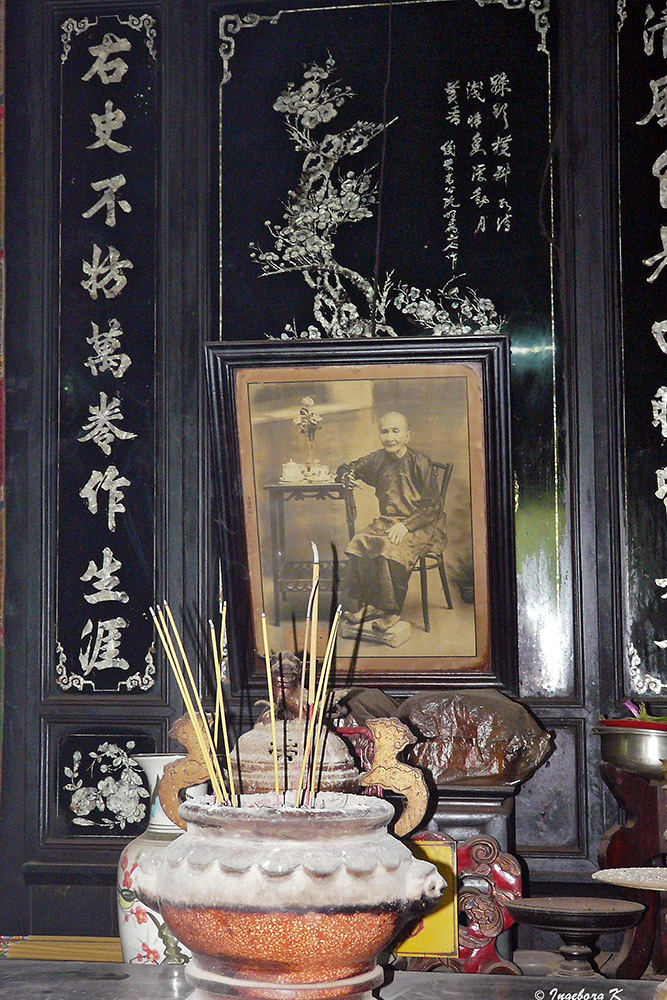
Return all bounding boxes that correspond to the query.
[298,543,321,801]
[218,611,231,792]
[219,602,228,682]
[161,604,228,801]
[260,613,281,807]
[297,576,319,738]
[309,606,342,804]
[209,609,236,807]
[295,605,342,806]
[156,605,227,802]
[150,606,227,803]
[294,575,319,801]
[152,606,208,754]
[211,603,227,747]
[308,542,320,708]
[152,544,339,812]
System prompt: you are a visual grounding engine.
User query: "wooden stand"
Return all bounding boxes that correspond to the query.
[505,897,645,978]
[598,763,667,979]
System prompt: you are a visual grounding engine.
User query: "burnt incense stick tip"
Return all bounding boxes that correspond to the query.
[305,578,320,620]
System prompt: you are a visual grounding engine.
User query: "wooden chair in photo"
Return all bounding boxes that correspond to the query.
[413,460,454,632]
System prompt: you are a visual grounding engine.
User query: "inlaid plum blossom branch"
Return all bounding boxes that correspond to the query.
[251,56,503,341]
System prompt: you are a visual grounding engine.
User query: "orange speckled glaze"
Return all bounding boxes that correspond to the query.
[161,904,401,983]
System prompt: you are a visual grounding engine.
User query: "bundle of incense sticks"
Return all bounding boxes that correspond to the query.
[149,603,233,805]
[150,544,342,809]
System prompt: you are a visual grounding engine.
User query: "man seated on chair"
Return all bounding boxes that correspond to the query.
[336,411,446,634]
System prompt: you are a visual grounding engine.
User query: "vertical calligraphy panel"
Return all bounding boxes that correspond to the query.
[618,2,667,695]
[56,14,158,693]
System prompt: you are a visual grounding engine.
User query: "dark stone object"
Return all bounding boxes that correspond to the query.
[398,689,553,786]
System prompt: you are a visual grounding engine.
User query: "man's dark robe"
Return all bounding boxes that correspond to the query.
[337,448,446,615]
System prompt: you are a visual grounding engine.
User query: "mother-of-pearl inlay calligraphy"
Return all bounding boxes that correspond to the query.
[55,14,158,693]
[618,2,667,694]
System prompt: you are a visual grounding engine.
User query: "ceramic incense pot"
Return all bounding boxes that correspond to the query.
[136,791,445,1000]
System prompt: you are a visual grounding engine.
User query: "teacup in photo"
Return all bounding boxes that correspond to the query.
[306,463,330,481]
[282,460,303,481]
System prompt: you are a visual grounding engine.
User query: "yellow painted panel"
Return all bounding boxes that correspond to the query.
[395,838,458,958]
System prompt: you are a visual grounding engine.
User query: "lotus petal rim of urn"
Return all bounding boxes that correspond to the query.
[179,789,394,836]
[136,790,445,913]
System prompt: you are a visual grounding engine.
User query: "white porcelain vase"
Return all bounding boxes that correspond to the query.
[116,753,206,965]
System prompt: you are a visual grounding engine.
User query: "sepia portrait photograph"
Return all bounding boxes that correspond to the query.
[207,339,515,687]
[210,345,505,687]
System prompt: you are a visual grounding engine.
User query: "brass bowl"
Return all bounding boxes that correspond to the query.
[594,724,667,778]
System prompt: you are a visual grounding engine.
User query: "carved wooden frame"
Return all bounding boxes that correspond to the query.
[205,336,516,695]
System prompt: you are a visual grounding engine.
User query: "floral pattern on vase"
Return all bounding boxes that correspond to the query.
[116,753,206,964]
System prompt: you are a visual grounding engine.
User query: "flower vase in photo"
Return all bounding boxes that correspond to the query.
[294,396,322,472]
[116,753,206,965]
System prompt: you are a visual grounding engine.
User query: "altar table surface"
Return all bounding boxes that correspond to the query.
[0,962,661,1000]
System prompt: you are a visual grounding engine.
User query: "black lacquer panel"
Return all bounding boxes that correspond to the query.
[55,13,159,693]
[215,0,551,343]
[55,729,155,838]
[618,3,667,696]
[212,0,572,697]
[515,721,584,856]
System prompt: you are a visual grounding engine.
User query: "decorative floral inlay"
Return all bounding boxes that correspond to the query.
[117,15,158,59]
[617,0,627,31]
[61,17,99,63]
[61,13,157,63]
[476,0,550,54]
[65,740,149,830]
[219,13,282,85]
[55,640,156,692]
[393,281,502,338]
[628,642,667,695]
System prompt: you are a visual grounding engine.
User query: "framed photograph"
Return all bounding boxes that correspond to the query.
[206,337,516,692]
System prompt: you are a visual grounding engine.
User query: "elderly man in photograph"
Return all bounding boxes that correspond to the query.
[336,411,446,635]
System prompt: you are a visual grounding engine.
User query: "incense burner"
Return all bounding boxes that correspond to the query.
[136,791,445,1000]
